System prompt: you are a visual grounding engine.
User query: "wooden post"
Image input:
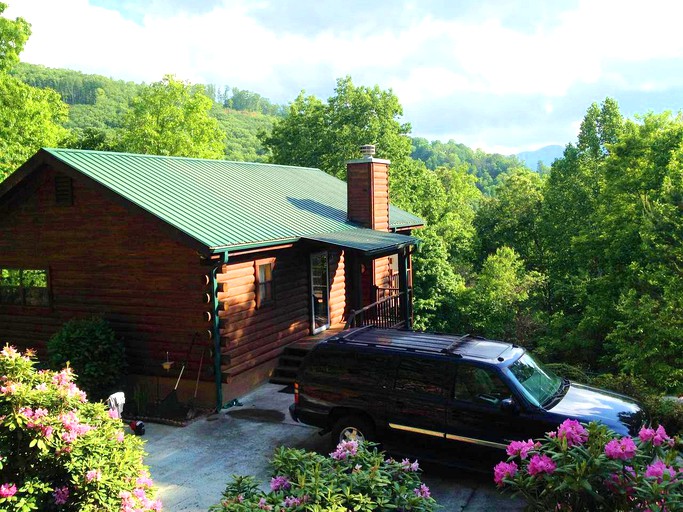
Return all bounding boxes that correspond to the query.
[398,247,411,329]
[349,252,364,312]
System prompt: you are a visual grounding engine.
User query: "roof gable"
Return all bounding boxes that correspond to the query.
[2,149,423,252]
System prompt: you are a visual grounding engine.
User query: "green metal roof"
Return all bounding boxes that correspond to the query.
[38,148,423,251]
[303,229,419,257]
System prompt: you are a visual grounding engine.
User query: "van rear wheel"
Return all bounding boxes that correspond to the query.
[331,415,375,448]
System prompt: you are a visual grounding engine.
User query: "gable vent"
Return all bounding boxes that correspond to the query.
[54,175,73,206]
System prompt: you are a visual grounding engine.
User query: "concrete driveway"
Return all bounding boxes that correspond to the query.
[143,384,524,511]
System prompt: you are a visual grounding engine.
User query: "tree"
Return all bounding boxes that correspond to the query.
[0,2,29,71]
[0,3,69,180]
[465,246,545,343]
[0,75,69,178]
[475,168,546,269]
[262,76,412,179]
[118,75,225,158]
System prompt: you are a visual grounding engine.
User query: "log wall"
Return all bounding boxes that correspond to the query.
[0,167,208,376]
[218,248,346,381]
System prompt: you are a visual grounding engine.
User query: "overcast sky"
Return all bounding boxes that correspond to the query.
[7,0,683,154]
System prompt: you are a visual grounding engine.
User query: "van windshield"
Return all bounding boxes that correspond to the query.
[507,353,562,407]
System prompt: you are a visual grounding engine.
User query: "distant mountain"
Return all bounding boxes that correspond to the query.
[517,145,564,170]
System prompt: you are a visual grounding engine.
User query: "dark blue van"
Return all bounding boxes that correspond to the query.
[290,327,645,468]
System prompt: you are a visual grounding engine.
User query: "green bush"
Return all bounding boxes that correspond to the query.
[210,441,438,511]
[47,317,125,400]
[0,344,161,511]
[591,373,683,435]
[495,419,682,511]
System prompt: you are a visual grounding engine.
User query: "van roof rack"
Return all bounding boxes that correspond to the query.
[328,327,464,357]
[326,327,518,362]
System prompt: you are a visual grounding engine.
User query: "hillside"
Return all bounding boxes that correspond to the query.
[13,62,528,179]
[11,63,278,162]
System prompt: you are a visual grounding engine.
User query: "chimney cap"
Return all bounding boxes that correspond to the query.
[359,144,376,159]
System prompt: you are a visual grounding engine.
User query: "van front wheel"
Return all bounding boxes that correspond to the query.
[331,415,375,447]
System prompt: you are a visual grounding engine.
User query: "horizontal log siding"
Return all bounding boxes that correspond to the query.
[0,167,207,376]
[219,249,346,379]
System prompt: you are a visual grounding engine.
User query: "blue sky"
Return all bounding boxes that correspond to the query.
[7,0,683,154]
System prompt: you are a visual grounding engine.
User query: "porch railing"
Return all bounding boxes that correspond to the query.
[345,290,407,329]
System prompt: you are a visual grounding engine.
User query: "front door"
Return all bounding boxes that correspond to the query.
[310,252,330,334]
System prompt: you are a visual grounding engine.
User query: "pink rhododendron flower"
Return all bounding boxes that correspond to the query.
[494,461,519,486]
[330,439,359,460]
[1,345,17,358]
[506,439,539,459]
[85,469,102,482]
[269,475,291,491]
[61,431,78,444]
[34,383,47,391]
[414,483,431,499]
[645,460,676,483]
[136,475,153,488]
[0,382,17,394]
[604,437,637,460]
[66,383,87,402]
[0,483,17,498]
[401,458,420,471]
[148,499,163,510]
[109,408,120,419]
[556,419,588,447]
[639,427,656,443]
[53,486,69,505]
[527,454,557,476]
[652,425,673,447]
[115,431,125,442]
[258,497,272,510]
[52,369,74,386]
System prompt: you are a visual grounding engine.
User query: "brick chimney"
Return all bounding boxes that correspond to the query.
[346,144,390,232]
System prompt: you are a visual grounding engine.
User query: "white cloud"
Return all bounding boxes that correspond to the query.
[6,0,683,151]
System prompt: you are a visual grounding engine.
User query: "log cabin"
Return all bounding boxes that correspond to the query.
[0,146,423,410]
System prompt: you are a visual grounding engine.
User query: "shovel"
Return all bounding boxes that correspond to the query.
[159,333,198,417]
[186,347,205,420]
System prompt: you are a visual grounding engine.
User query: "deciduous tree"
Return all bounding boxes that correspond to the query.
[118,75,224,158]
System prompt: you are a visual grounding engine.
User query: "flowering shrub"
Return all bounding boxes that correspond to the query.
[0,345,161,511]
[495,419,682,511]
[210,441,438,511]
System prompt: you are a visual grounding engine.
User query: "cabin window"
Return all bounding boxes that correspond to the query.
[0,268,50,306]
[255,258,275,308]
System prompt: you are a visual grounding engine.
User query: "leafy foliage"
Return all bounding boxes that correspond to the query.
[47,317,125,401]
[0,74,69,179]
[0,8,68,180]
[210,441,437,511]
[118,75,224,158]
[0,2,29,72]
[0,345,161,511]
[262,76,412,179]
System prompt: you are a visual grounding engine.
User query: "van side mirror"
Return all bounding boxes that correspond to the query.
[500,398,518,414]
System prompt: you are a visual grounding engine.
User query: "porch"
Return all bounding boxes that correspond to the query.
[269,288,410,385]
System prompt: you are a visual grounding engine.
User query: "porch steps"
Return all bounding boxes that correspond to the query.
[269,326,345,386]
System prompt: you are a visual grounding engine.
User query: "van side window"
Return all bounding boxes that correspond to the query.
[304,350,386,386]
[453,364,511,405]
[394,358,449,396]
